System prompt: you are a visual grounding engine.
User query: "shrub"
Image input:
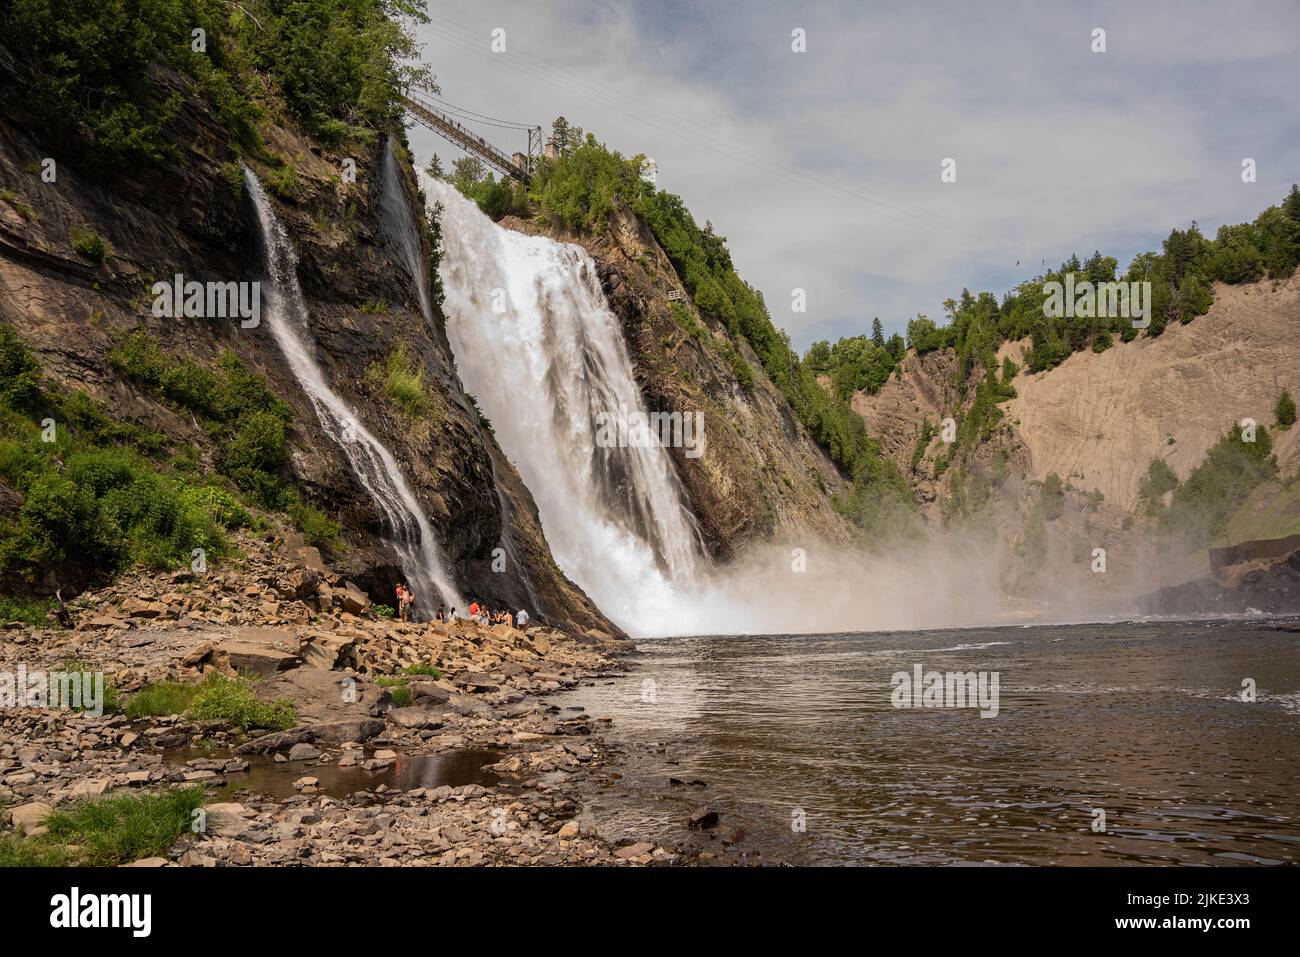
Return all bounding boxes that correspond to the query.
[0,323,44,415]
[186,673,295,731]
[70,227,108,262]
[1041,472,1065,521]
[1276,389,1296,429]
[367,344,431,419]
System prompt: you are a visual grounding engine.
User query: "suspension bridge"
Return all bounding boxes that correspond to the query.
[401,88,544,185]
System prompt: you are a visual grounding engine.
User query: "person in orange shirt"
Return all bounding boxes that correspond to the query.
[468,600,480,618]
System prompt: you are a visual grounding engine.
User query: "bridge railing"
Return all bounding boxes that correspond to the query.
[401,91,533,185]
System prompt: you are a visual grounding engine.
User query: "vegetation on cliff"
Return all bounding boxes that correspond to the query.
[0,323,339,603]
[0,0,431,169]
[517,131,917,539]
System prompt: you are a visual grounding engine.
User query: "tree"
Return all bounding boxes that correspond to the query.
[450,156,486,192]
[551,116,571,155]
[1277,388,1297,429]
[871,317,885,348]
[425,153,445,179]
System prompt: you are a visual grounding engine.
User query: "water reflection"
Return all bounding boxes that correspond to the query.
[556,617,1300,865]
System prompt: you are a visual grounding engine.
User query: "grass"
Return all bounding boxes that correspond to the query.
[1226,475,1300,543]
[366,343,431,419]
[70,227,108,263]
[0,188,38,221]
[41,786,205,866]
[125,680,199,718]
[0,834,70,866]
[59,658,122,714]
[0,594,53,625]
[125,673,294,731]
[375,674,413,707]
[403,664,441,678]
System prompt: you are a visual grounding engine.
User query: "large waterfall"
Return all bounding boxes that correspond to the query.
[425,175,721,636]
[244,168,464,617]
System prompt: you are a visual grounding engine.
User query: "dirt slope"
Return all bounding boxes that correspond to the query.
[1004,276,1300,510]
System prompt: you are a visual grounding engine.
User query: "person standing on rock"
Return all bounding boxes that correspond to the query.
[396,583,413,623]
[516,608,529,630]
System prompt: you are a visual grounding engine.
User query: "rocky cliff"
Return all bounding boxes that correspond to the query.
[501,203,858,560]
[0,41,614,635]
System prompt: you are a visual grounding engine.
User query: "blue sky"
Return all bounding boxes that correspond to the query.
[407,0,1300,351]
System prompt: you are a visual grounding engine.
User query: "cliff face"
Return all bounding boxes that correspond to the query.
[502,203,857,560]
[845,274,1300,605]
[1002,276,1300,510]
[0,43,614,635]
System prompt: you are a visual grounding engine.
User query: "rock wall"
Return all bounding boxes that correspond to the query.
[0,42,614,636]
[501,204,857,560]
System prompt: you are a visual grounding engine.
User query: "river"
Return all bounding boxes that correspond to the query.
[553,616,1300,865]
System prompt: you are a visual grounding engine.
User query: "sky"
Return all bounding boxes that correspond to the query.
[404,0,1300,351]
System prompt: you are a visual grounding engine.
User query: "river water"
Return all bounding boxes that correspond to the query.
[553,616,1300,865]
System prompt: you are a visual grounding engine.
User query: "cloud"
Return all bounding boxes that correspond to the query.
[407,0,1300,350]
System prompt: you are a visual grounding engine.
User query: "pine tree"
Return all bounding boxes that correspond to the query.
[871,317,885,348]
[1277,388,1297,428]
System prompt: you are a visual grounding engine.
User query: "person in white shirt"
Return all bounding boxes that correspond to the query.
[516,609,529,629]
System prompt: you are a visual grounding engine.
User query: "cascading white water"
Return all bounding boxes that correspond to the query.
[244,168,464,617]
[425,174,719,635]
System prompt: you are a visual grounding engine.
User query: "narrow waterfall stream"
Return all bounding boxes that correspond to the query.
[244,167,464,617]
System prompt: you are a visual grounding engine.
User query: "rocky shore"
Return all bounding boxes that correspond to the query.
[0,532,691,866]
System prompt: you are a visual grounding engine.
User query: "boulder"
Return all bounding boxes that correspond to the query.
[121,597,165,618]
[204,802,251,836]
[301,633,354,671]
[218,628,301,675]
[286,742,322,761]
[338,581,371,615]
[11,801,53,836]
[235,727,317,755]
[309,717,385,745]
[688,807,719,830]
[388,707,444,730]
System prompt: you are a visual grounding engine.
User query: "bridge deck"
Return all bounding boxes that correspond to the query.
[401,93,532,186]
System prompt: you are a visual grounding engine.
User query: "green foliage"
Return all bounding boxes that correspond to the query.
[107,329,302,512]
[529,133,652,232]
[241,0,430,140]
[1138,458,1179,510]
[0,0,428,171]
[372,603,395,619]
[0,594,54,625]
[0,322,44,415]
[1276,388,1296,429]
[1163,424,1278,546]
[445,157,528,221]
[126,679,199,718]
[285,497,342,550]
[402,664,440,677]
[70,227,108,262]
[807,335,899,400]
[366,343,431,418]
[186,672,295,730]
[1040,472,1065,521]
[42,786,206,866]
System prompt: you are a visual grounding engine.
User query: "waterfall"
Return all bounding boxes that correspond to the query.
[424,174,716,635]
[244,167,464,618]
[374,138,543,615]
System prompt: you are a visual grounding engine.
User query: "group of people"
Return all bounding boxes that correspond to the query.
[460,599,529,629]
[392,583,531,630]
